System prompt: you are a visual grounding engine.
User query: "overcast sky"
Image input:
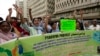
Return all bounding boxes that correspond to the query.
[0,0,16,20]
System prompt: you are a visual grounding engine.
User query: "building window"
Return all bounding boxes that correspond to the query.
[97,8,100,12]
[58,4,60,8]
[85,9,89,14]
[70,0,74,5]
[56,4,58,9]
[90,9,93,13]
[77,0,80,4]
[67,1,70,6]
[85,0,87,2]
[81,0,83,3]
[72,0,74,5]
[62,2,64,7]
[64,2,67,7]
[73,0,76,4]
[60,3,62,8]
[94,8,98,12]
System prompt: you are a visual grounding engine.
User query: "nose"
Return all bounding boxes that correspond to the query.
[3,26,8,29]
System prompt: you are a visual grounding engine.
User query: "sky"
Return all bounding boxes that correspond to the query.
[0,0,16,20]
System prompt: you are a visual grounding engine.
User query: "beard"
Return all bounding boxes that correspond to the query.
[17,22,21,26]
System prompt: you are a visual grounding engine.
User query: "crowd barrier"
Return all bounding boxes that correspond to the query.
[0,30,100,56]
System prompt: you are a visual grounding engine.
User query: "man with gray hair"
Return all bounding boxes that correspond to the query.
[89,19,100,30]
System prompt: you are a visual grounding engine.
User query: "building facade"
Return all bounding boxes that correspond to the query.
[16,0,29,18]
[28,0,55,18]
[54,0,100,20]
[23,0,28,18]
[16,0,23,9]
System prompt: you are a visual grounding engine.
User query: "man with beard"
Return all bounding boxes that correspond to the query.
[6,5,29,37]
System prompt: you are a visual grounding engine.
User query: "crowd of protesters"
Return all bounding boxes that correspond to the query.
[0,4,100,43]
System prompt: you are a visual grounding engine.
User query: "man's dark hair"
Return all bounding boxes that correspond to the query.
[0,17,3,21]
[37,17,42,21]
[50,21,57,26]
[11,17,18,20]
[0,21,11,26]
[60,17,64,19]
[32,18,38,22]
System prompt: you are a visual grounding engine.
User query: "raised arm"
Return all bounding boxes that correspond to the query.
[18,8,25,24]
[79,9,84,20]
[13,4,25,24]
[29,8,33,21]
[13,4,20,19]
[6,8,12,22]
[44,16,52,33]
[79,9,84,30]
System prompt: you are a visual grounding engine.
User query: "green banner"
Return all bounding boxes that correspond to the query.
[0,30,100,56]
[60,19,76,31]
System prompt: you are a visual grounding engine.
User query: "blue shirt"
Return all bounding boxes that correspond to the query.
[33,25,43,35]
